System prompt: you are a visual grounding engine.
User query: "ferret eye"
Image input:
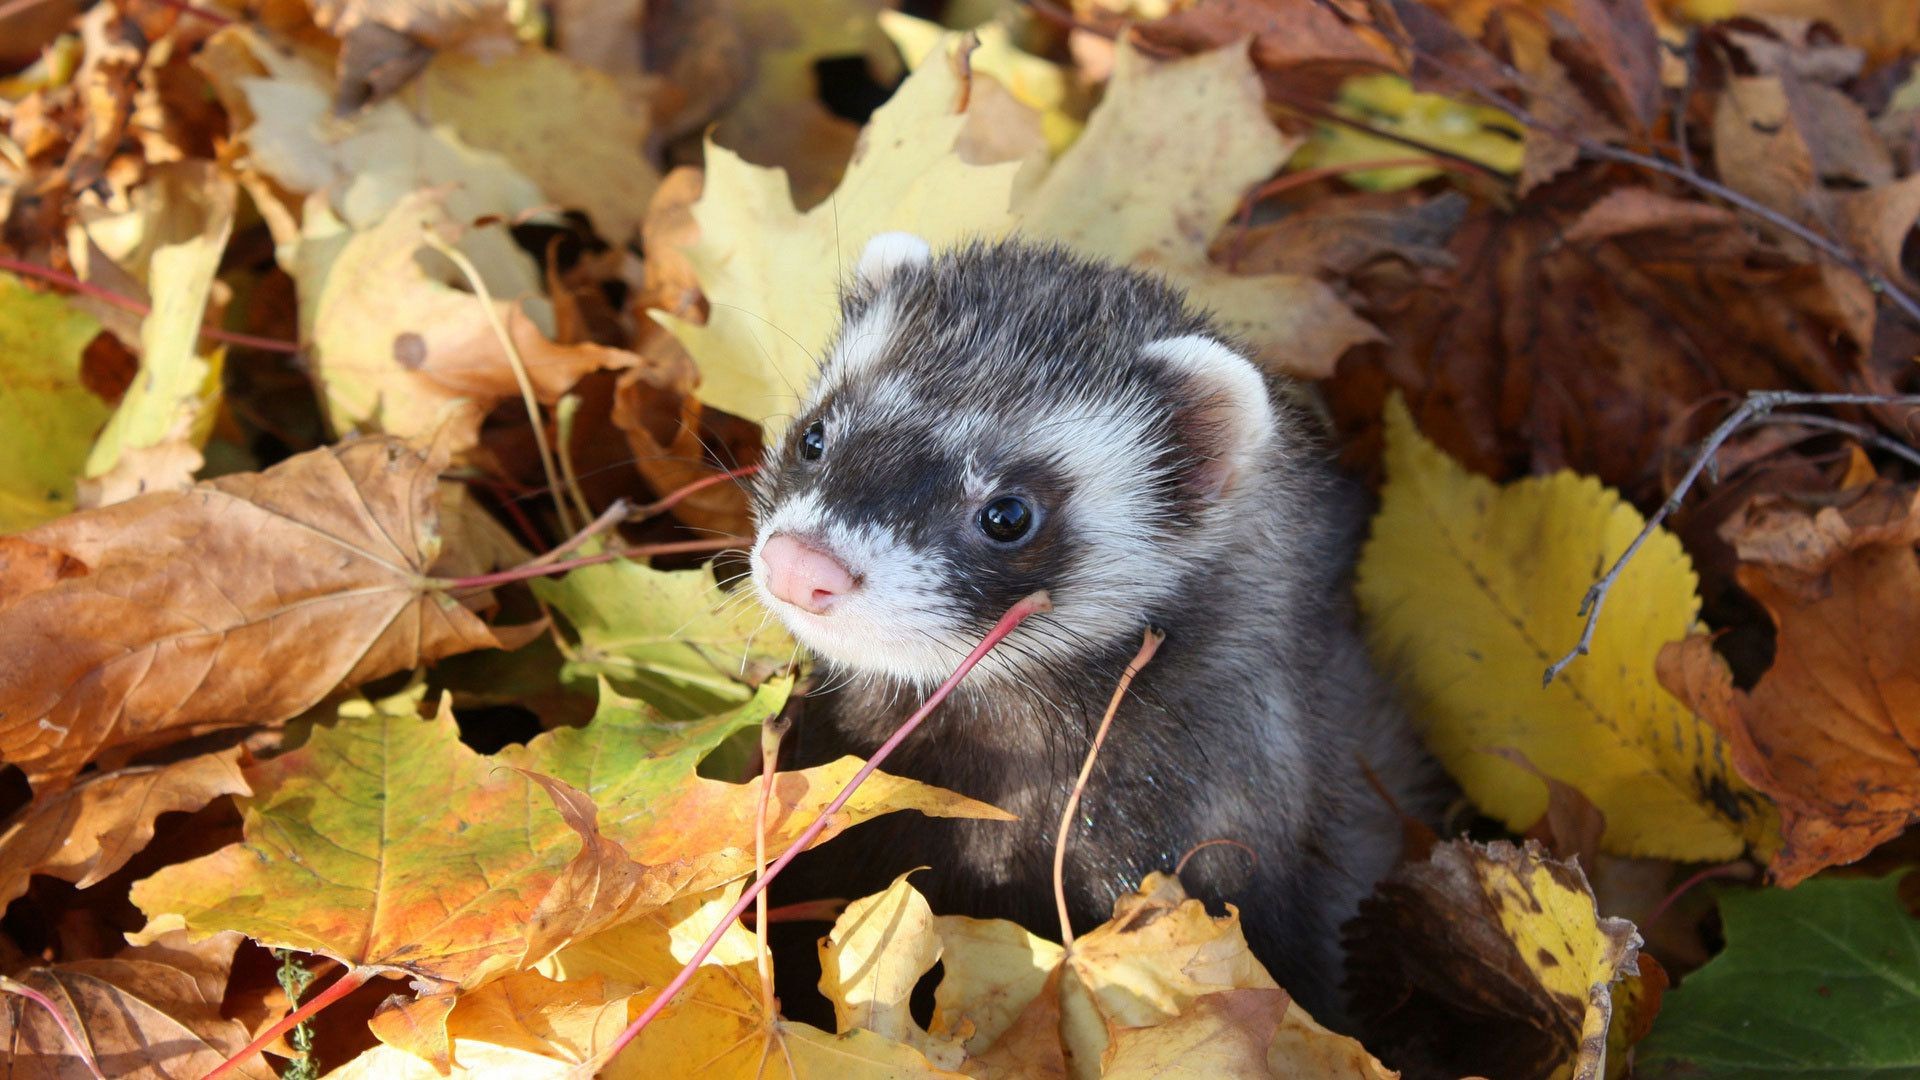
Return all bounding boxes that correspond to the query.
[799,420,826,461]
[979,496,1033,543]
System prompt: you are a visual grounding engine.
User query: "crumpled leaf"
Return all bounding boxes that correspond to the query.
[0,930,272,1080]
[1638,872,1920,1077]
[809,872,1389,1080]
[0,746,249,909]
[1659,483,1920,886]
[0,437,516,791]
[75,160,232,497]
[0,272,110,532]
[533,556,793,718]
[1344,839,1643,1080]
[1356,395,1775,859]
[297,189,625,454]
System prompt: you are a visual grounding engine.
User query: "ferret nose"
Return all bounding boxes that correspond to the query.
[760,534,858,614]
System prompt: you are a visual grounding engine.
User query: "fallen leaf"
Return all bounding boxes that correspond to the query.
[1637,873,1920,1077]
[0,437,513,791]
[1659,530,1920,884]
[1344,838,1643,1080]
[411,49,661,245]
[1356,394,1775,859]
[1102,987,1396,1079]
[655,32,1030,427]
[1021,42,1381,378]
[0,272,110,532]
[881,11,1084,153]
[0,931,272,1079]
[1292,73,1524,190]
[0,746,249,909]
[533,556,793,718]
[75,160,232,490]
[298,190,626,454]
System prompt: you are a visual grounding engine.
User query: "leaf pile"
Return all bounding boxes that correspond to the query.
[4,0,1920,1077]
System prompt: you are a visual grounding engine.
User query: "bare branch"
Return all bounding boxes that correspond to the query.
[1543,391,1920,686]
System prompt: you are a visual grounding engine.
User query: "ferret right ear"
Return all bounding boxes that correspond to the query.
[1143,335,1277,502]
[856,232,932,289]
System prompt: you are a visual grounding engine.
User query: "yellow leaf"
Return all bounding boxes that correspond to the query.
[1295,74,1524,191]
[1021,43,1379,378]
[0,274,109,532]
[77,161,234,494]
[662,33,1379,426]
[655,37,1031,429]
[880,10,1084,152]
[413,49,660,245]
[1355,395,1775,860]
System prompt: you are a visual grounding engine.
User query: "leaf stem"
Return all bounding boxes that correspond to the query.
[585,591,1053,1074]
[1052,627,1163,949]
[434,537,744,592]
[0,255,299,354]
[630,465,762,521]
[202,965,372,1080]
[0,976,106,1080]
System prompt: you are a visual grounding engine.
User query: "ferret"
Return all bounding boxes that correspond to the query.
[747,234,1440,1023]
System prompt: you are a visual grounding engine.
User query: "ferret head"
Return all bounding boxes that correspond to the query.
[749,234,1286,688]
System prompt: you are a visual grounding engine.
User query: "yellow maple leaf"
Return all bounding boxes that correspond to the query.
[1355,395,1778,860]
[0,274,109,532]
[653,37,1032,429]
[661,33,1378,428]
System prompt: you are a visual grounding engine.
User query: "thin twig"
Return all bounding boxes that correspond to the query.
[1646,862,1751,928]
[203,966,372,1080]
[1747,412,1920,472]
[521,498,631,569]
[1052,627,1163,950]
[582,592,1053,1076]
[0,255,300,354]
[421,231,577,535]
[0,977,107,1080]
[552,394,597,538]
[752,712,790,1020]
[1544,391,1920,685]
[435,537,742,592]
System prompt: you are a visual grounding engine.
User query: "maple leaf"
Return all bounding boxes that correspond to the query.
[0,437,516,791]
[0,930,273,1080]
[1344,839,1646,1080]
[662,32,1376,427]
[533,556,794,718]
[0,272,110,531]
[1356,394,1778,859]
[0,746,249,910]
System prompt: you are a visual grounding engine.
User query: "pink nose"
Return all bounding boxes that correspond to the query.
[760,534,858,614]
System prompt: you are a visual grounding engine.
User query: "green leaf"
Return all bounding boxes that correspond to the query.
[0,273,109,532]
[1639,874,1920,1078]
[533,557,793,718]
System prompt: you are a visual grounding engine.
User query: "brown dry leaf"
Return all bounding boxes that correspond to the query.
[0,930,272,1079]
[0,746,250,910]
[298,190,630,455]
[1659,486,1920,885]
[1345,839,1644,1080]
[0,437,517,791]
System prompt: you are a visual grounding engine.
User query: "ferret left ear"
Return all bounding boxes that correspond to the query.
[1144,335,1276,501]
[856,232,932,289]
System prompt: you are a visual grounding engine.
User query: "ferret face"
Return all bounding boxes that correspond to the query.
[748,236,1281,688]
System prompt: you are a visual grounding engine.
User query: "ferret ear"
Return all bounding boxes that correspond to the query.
[856,232,932,289]
[1143,335,1276,501]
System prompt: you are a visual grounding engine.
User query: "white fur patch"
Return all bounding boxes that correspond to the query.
[751,491,974,687]
[823,297,900,386]
[855,232,931,290]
